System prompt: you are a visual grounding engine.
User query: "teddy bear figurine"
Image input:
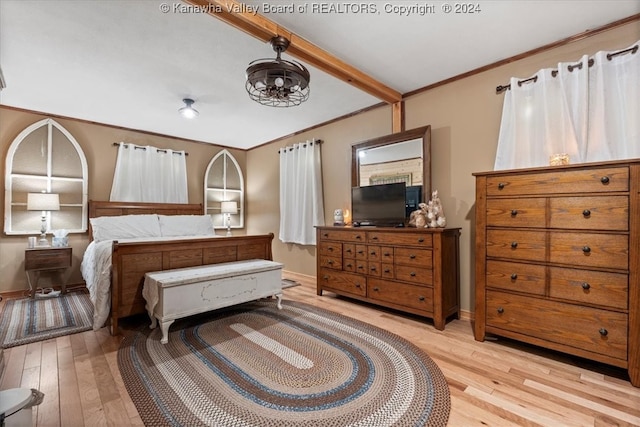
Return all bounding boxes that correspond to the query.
[428,190,446,228]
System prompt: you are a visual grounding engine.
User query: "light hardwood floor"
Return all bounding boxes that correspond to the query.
[1,273,639,426]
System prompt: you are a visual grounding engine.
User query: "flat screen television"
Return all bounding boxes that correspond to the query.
[351,182,407,227]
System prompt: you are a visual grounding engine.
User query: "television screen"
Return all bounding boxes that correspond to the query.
[351,182,407,227]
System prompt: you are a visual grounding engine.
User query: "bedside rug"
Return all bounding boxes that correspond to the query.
[118,299,451,426]
[0,292,93,348]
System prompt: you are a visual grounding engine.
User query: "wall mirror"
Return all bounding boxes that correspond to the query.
[351,126,431,209]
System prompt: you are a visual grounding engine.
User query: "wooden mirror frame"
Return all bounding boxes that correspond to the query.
[351,126,432,200]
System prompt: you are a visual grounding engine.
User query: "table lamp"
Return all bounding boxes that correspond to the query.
[27,192,60,246]
[221,201,237,236]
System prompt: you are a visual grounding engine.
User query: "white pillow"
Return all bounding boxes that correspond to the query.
[90,214,161,242]
[158,214,214,237]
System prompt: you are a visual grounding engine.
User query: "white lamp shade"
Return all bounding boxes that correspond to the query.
[221,201,238,214]
[27,193,60,211]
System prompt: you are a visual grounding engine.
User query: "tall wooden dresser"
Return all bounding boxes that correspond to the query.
[473,159,640,387]
[316,226,460,330]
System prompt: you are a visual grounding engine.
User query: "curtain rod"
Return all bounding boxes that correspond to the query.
[277,139,323,154]
[112,142,188,156]
[496,43,638,94]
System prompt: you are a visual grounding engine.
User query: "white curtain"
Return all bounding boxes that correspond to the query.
[495,40,640,170]
[279,140,324,245]
[110,143,188,203]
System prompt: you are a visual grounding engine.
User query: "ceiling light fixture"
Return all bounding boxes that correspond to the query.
[179,98,199,118]
[245,36,310,107]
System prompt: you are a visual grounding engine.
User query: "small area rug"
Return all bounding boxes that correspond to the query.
[0,292,93,348]
[118,300,450,426]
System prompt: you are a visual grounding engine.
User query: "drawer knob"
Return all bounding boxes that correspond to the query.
[323,275,329,280]
[384,268,391,273]
[418,296,425,301]
[346,263,352,268]
[410,272,416,277]
[373,286,379,291]
[370,266,377,272]
[358,265,364,270]
[511,209,518,216]
[582,246,591,254]
[510,273,518,280]
[497,307,504,314]
[356,235,362,240]
[323,233,329,238]
[370,251,376,256]
[328,260,333,265]
[346,249,352,253]
[498,183,505,190]
[600,176,610,184]
[358,250,364,254]
[328,247,334,251]
[418,238,424,243]
[371,236,379,241]
[599,328,608,336]
[582,209,591,217]
[355,283,361,288]
[384,252,391,257]
[511,242,518,249]
[582,282,591,290]
[409,254,416,259]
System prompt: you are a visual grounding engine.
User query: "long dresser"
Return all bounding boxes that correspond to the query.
[316,226,460,330]
[473,159,640,387]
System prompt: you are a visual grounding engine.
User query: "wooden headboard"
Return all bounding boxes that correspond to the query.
[88,200,204,239]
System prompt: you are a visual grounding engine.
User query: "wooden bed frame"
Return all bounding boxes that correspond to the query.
[88,200,274,335]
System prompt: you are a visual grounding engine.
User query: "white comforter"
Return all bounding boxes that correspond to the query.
[81,235,218,330]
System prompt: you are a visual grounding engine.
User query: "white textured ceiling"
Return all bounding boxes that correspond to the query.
[1,1,638,149]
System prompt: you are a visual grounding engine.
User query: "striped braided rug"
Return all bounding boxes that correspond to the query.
[118,300,450,426]
[0,292,93,348]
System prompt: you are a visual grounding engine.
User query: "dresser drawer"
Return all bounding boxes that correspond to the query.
[486,260,545,296]
[368,277,433,313]
[318,269,366,297]
[355,244,367,259]
[486,230,546,262]
[394,247,433,268]
[318,229,366,243]
[395,265,433,285]
[367,245,381,261]
[367,261,381,277]
[381,263,394,278]
[380,246,394,263]
[368,231,433,247]
[319,255,342,270]
[486,291,628,360]
[487,167,629,196]
[343,244,356,259]
[549,267,628,310]
[549,232,628,270]
[486,198,546,228]
[343,258,357,272]
[318,241,342,257]
[549,196,628,231]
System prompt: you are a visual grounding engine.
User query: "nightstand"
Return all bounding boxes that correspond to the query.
[25,247,72,298]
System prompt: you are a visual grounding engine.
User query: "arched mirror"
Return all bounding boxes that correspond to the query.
[351,126,431,216]
[204,149,244,230]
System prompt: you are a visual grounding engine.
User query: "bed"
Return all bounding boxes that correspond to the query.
[81,200,274,334]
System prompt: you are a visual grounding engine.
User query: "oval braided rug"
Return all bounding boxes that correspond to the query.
[118,300,450,426]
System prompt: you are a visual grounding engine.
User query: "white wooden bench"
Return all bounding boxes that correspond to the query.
[142,259,283,344]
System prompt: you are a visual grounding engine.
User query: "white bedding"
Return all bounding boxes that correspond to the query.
[81,235,219,330]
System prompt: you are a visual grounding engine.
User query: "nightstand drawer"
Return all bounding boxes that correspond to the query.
[25,247,72,270]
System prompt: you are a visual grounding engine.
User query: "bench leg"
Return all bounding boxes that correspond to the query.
[275,293,283,309]
[160,319,175,344]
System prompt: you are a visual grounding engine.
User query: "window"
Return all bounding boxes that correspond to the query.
[204,149,244,229]
[4,119,88,235]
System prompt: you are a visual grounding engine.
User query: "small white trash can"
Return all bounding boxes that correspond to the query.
[0,388,44,427]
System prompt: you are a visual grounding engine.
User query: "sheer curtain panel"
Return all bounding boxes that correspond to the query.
[279,140,325,245]
[110,143,188,203]
[495,40,639,170]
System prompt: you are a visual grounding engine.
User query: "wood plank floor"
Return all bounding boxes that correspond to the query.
[1,273,639,426]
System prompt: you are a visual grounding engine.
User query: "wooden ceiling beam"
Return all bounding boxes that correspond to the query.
[183,0,402,104]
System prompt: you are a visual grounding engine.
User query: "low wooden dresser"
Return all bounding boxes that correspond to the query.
[316,226,460,330]
[473,159,640,387]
